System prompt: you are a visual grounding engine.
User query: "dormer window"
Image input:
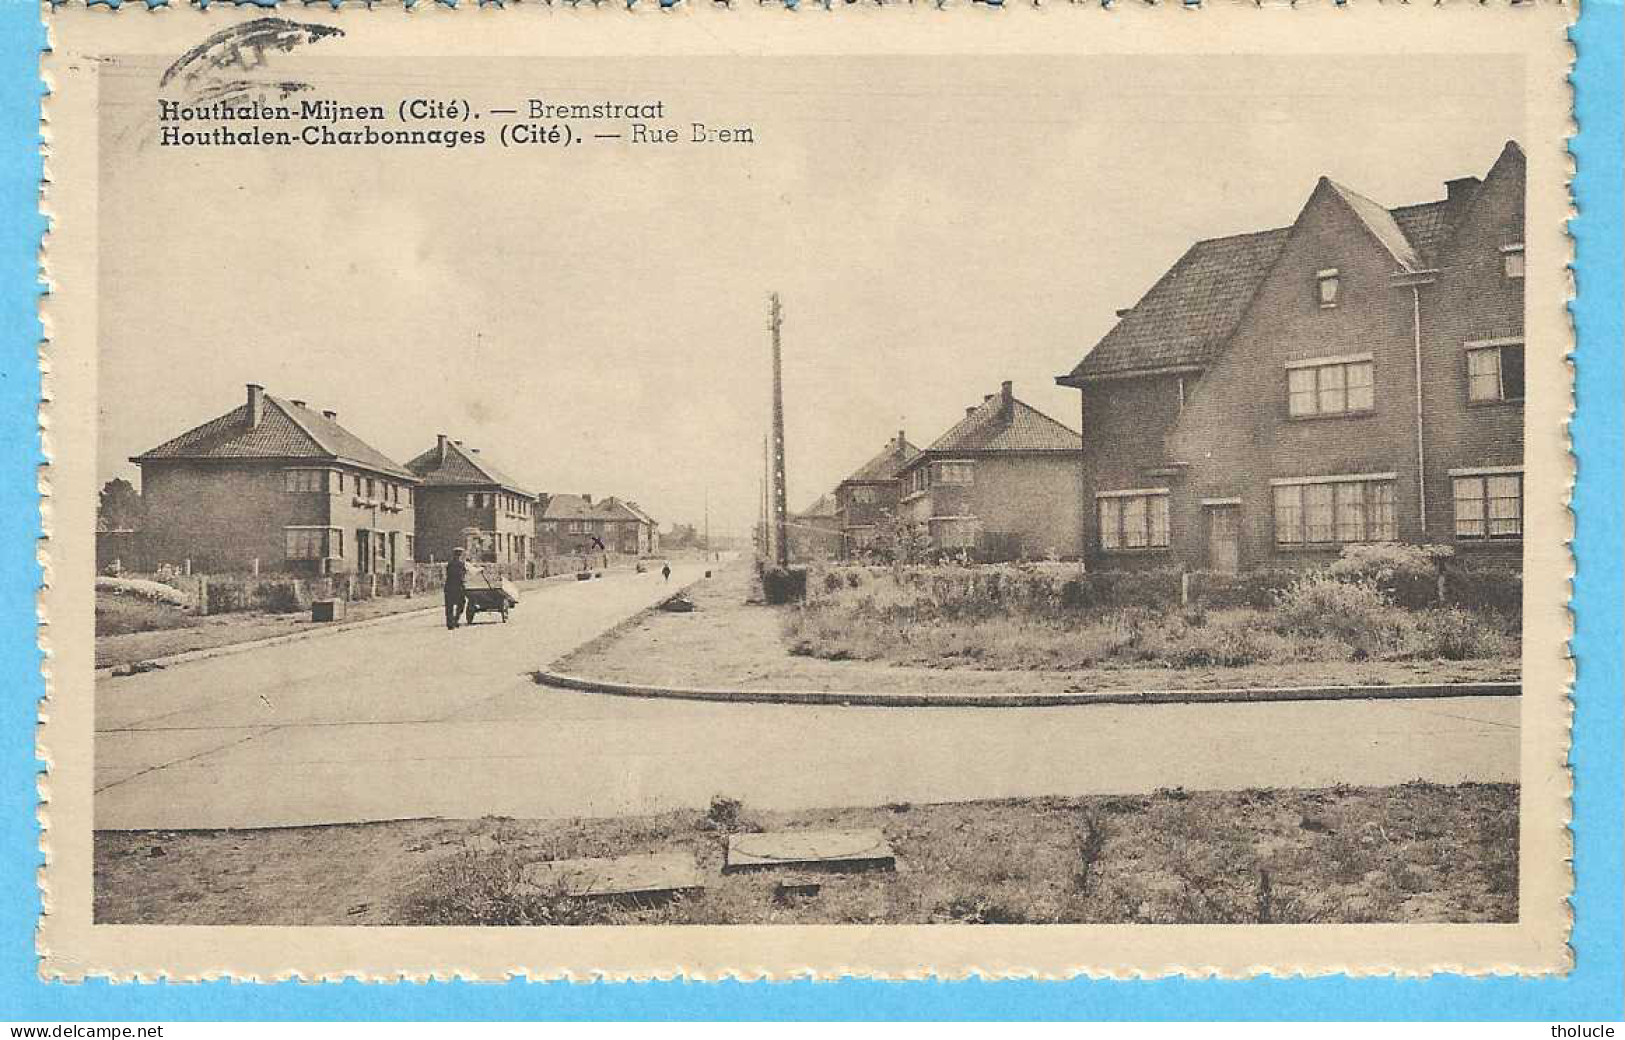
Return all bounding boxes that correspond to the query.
[1501,243,1525,280]
[1316,268,1340,308]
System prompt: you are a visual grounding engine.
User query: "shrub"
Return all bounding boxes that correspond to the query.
[1445,562,1523,621]
[1190,569,1301,610]
[1272,574,1407,655]
[1412,607,1512,661]
[1328,543,1451,608]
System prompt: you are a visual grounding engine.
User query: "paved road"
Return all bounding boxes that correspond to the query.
[95,567,1519,830]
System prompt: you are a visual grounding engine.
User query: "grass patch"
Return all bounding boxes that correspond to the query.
[96,783,1518,927]
[784,566,1518,672]
[95,592,197,638]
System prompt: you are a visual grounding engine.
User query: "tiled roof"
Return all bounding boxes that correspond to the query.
[621,500,658,526]
[539,493,597,521]
[133,393,415,479]
[405,439,533,497]
[1065,228,1291,381]
[798,492,838,519]
[1390,201,1453,264]
[841,438,920,485]
[925,393,1081,454]
[594,497,655,524]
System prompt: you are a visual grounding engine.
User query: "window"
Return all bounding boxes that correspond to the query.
[1316,268,1340,308]
[1287,356,1374,417]
[1453,472,1523,540]
[405,534,414,560]
[284,469,326,493]
[329,470,345,494]
[1097,490,1171,551]
[934,462,974,486]
[284,527,338,559]
[1273,477,1396,545]
[1502,243,1525,280]
[907,467,930,496]
[1467,341,1525,402]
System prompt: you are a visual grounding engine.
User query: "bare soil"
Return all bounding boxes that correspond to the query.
[554,563,1517,698]
[94,782,1517,926]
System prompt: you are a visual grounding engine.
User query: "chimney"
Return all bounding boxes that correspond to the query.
[436,434,448,464]
[966,406,977,418]
[895,430,906,457]
[246,384,264,428]
[322,409,337,421]
[582,493,593,505]
[290,399,307,409]
[1115,308,1133,318]
[1445,176,1482,223]
[1000,380,1014,419]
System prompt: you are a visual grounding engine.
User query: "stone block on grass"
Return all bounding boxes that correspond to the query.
[723,828,895,874]
[520,851,704,900]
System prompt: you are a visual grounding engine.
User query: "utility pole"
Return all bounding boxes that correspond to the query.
[768,293,790,568]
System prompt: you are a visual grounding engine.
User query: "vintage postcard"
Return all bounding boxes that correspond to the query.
[40,3,1574,980]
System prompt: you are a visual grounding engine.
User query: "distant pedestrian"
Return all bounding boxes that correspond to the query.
[445,548,469,630]
[661,562,672,582]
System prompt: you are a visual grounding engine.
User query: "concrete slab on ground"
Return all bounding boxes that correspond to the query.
[520,851,703,899]
[724,828,896,873]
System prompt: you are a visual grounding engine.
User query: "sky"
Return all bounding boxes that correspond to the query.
[97,52,1524,536]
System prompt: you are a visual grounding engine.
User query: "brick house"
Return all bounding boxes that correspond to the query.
[833,431,919,556]
[404,434,537,567]
[1057,142,1525,573]
[131,384,418,575]
[534,493,604,560]
[897,381,1084,558]
[594,497,660,556]
[790,491,842,560]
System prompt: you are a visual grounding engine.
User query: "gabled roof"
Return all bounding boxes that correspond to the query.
[405,438,533,497]
[1325,180,1423,272]
[621,500,658,526]
[921,391,1081,455]
[840,437,920,485]
[1064,227,1291,382]
[798,492,838,519]
[539,493,597,521]
[594,497,656,525]
[1064,157,1488,384]
[132,392,415,479]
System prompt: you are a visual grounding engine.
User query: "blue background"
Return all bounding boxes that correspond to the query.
[0,0,1617,1020]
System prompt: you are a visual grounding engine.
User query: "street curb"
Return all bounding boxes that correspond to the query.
[96,567,637,679]
[533,671,1521,709]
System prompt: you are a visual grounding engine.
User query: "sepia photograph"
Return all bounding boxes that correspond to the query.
[38,5,1575,980]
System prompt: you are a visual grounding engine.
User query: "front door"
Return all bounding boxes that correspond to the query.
[1207,505,1241,574]
[356,529,372,574]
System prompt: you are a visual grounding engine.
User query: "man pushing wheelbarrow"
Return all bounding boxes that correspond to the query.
[460,557,521,625]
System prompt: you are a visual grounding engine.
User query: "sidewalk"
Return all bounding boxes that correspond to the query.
[96,564,628,673]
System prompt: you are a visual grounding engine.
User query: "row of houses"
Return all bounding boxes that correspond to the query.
[798,142,1526,573]
[122,389,659,575]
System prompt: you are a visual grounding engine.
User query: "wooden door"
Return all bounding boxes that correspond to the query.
[1207,506,1240,574]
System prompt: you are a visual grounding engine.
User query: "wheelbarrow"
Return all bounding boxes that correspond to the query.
[462,571,519,624]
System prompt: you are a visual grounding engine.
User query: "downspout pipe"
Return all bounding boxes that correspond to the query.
[1412,284,1427,536]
